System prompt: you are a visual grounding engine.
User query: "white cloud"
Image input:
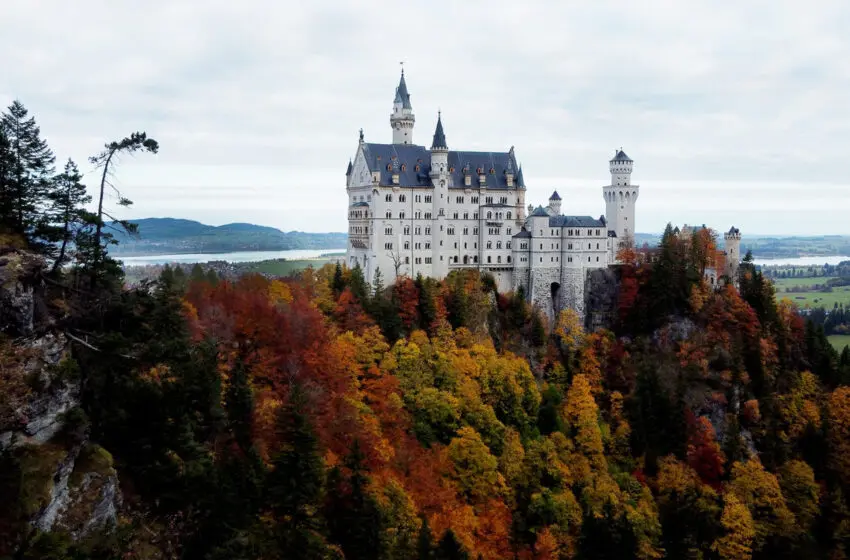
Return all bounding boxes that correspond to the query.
[1,0,847,235]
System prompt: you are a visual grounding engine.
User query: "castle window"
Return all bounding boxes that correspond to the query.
[473,227,478,235]
[507,212,512,220]
[449,167,455,173]
[404,241,410,249]
[507,227,512,235]
[454,255,458,263]
[596,243,600,249]
[415,227,421,235]
[404,226,410,235]
[387,164,392,171]
[386,194,392,202]
[487,212,492,219]
[487,241,492,249]
[463,227,469,235]
[399,211,405,219]
[507,256,511,263]
[405,256,410,264]
[588,256,591,262]
[453,212,458,219]
[385,227,393,235]
[386,211,392,219]
[596,256,600,262]
[486,196,493,204]
[588,243,591,249]
[488,256,492,263]
[399,194,406,202]
[425,242,431,249]
[473,213,479,219]
[497,241,502,249]
[596,229,600,236]
[425,212,432,219]
[473,256,478,263]
[588,229,593,236]
[471,196,479,204]
[415,165,420,172]
[507,241,511,249]
[497,256,502,263]
[448,227,455,235]
[500,196,507,204]
[385,242,393,249]
[540,243,543,250]
[425,227,431,235]
[490,168,495,174]
[425,195,432,203]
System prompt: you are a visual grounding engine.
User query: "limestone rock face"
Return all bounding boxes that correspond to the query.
[0,251,45,336]
[0,249,122,543]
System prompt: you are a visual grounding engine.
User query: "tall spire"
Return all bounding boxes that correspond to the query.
[431,111,447,150]
[394,68,412,110]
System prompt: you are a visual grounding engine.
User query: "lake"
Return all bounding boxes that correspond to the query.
[117,249,347,266]
[753,256,850,267]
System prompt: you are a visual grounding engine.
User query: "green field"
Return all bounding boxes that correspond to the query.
[773,277,838,288]
[829,335,850,353]
[238,258,335,276]
[773,276,850,309]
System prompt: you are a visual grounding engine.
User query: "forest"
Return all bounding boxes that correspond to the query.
[2,101,850,559]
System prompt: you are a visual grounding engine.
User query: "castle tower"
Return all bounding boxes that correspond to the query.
[603,149,639,244]
[724,226,742,282]
[548,190,562,215]
[390,69,415,144]
[430,112,449,278]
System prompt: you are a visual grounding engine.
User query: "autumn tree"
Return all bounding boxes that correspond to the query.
[712,493,755,560]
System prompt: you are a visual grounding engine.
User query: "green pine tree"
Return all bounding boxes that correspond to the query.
[46,159,91,272]
[0,100,55,239]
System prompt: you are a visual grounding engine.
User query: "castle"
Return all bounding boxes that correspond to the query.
[345,70,740,322]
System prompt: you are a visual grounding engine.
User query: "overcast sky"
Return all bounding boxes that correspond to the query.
[2,0,848,236]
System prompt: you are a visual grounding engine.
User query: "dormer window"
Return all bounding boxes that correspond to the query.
[414,164,421,172]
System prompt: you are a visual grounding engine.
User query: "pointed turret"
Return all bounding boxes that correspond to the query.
[394,70,412,110]
[390,68,415,144]
[516,166,525,188]
[431,112,447,151]
[548,190,562,215]
[346,159,353,176]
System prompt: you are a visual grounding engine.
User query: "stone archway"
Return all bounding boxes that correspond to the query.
[550,282,561,317]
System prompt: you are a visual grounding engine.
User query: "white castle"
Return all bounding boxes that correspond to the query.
[345,70,741,322]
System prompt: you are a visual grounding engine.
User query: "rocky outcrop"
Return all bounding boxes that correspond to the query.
[0,249,122,542]
[0,251,45,336]
[585,267,620,331]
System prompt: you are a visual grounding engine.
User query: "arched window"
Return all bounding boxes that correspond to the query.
[474,256,478,263]
[507,212,512,219]
[463,255,469,264]
[487,256,492,263]
[487,212,492,219]
[454,255,458,263]
[497,256,502,263]
[487,241,492,249]
[496,241,502,249]
[507,256,511,263]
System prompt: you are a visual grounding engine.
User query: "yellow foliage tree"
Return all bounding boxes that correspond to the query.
[564,374,606,470]
[728,458,795,550]
[447,426,507,502]
[555,309,585,354]
[712,493,755,560]
[828,386,850,485]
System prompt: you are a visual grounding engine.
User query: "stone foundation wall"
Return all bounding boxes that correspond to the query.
[585,267,620,331]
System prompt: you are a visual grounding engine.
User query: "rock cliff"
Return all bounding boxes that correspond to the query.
[0,250,121,545]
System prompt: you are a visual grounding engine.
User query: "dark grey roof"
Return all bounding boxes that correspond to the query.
[346,159,353,176]
[394,71,412,110]
[351,201,369,207]
[530,206,549,217]
[361,142,521,189]
[728,226,740,235]
[431,113,447,149]
[549,190,561,201]
[513,229,532,238]
[608,230,618,237]
[548,215,606,228]
[610,149,632,162]
[516,166,526,188]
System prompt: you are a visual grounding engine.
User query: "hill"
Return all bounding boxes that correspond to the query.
[107,218,347,255]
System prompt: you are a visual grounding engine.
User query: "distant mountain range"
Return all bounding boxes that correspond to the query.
[108,218,347,256]
[107,218,850,259]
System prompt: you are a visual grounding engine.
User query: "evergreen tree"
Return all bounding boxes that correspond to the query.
[417,516,435,559]
[46,159,91,272]
[225,354,254,452]
[349,263,369,303]
[326,440,384,559]
[86,131,158,281]
[332,262,345,296]
[435,530,469,560]
[0,100,55,238]
[267,384,333,557]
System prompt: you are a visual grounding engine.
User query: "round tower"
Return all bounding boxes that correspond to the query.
[603,148,639,244]
[724,226,742,282]
[390,69,415,144]
[429,112,449,278]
